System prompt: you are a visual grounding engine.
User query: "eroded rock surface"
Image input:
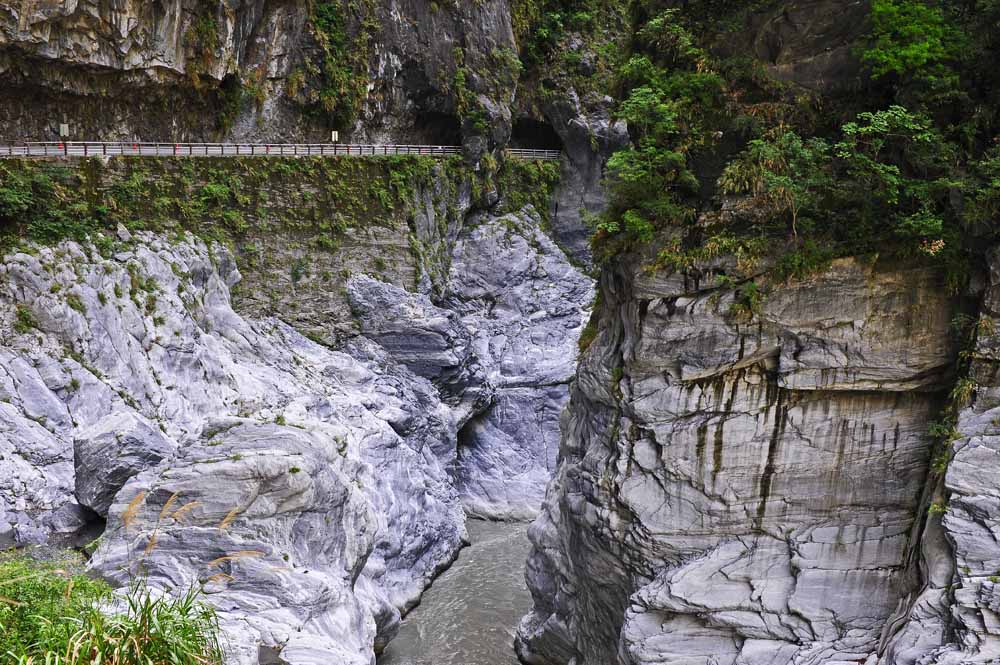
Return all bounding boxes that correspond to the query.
[446,209,595,519]
[0,234,466,663]
[345,207,594,520]
[347,275,492,425]
[74,411,177,517]
[517,256,964,665]
[543,95,629,265]
[0,198,592,660]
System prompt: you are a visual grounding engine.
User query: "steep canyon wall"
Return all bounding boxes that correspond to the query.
[515,253,1000,664]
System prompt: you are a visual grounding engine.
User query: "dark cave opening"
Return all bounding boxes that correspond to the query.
[412,111,464,146]
[509,117,564,151]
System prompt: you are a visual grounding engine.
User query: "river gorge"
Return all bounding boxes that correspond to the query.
[379,521,532,665]
[2,1,1000,664]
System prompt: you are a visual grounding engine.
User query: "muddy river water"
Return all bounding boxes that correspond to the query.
[378,520,532,665]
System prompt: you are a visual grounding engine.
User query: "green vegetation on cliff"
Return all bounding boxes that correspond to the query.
[496,158,562,223]
[301,1,378,127]
[511,0,628,116]
[864,0,961,80]
[0,153,561,330]
[590,0,1000,291]
[0,155,559,254]
[0,157,456,251]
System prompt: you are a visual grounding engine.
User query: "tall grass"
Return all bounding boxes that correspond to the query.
[1,553,223,665]
[3,489,254,663]
[0,552,109,660]
[29,585,223,665]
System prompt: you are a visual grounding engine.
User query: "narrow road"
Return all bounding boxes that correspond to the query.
[0,142,561,160]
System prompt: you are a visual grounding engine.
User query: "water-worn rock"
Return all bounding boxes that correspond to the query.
[456,386,569,521]
[0,234,466,663]
[347,275,491,425]
[0,378,80,546]
[445,208,595,519]
[74,411,177,516]
[345,208,594,520]
[0,197,590,663]
[94,421,381,665]
[517,256,960,665]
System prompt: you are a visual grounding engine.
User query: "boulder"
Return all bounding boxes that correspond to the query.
[74,412,177,516]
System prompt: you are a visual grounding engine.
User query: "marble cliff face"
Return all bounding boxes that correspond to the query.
[514,251,1000,664]
[0,203,592,663]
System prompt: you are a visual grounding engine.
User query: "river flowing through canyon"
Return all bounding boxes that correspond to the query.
[378,520,532,665]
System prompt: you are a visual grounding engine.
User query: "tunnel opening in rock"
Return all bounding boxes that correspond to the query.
[509,118,564,151]
[412,111,463,145]
[217,73,244,125]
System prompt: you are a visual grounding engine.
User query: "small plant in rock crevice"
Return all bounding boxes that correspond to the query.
[12,305,36,335]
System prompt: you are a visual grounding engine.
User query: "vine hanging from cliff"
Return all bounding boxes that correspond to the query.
[288,0,379,129]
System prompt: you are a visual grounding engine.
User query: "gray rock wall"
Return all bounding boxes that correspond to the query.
[446,209,595,520]
[0,234,466,664]
[346,207,595,521]
[543,94,628,266]
[0,0,519,146]
[516,255,982,665]
[878,247,1000,664]
[0,0,309,140]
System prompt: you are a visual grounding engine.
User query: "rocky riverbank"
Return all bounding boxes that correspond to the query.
[0,188,592,662]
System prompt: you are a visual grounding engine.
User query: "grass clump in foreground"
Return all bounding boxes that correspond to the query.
[0,551,224,664]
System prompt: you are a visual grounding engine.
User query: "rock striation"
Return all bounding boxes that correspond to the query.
[515,254,997,664]
[444,209,595,520]
[0,233,466,663]
[877,248,1000,664]
[346,274,492,426]
[346,207,595,520]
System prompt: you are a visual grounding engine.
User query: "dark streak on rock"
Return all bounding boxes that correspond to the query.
[756,389,786,530]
